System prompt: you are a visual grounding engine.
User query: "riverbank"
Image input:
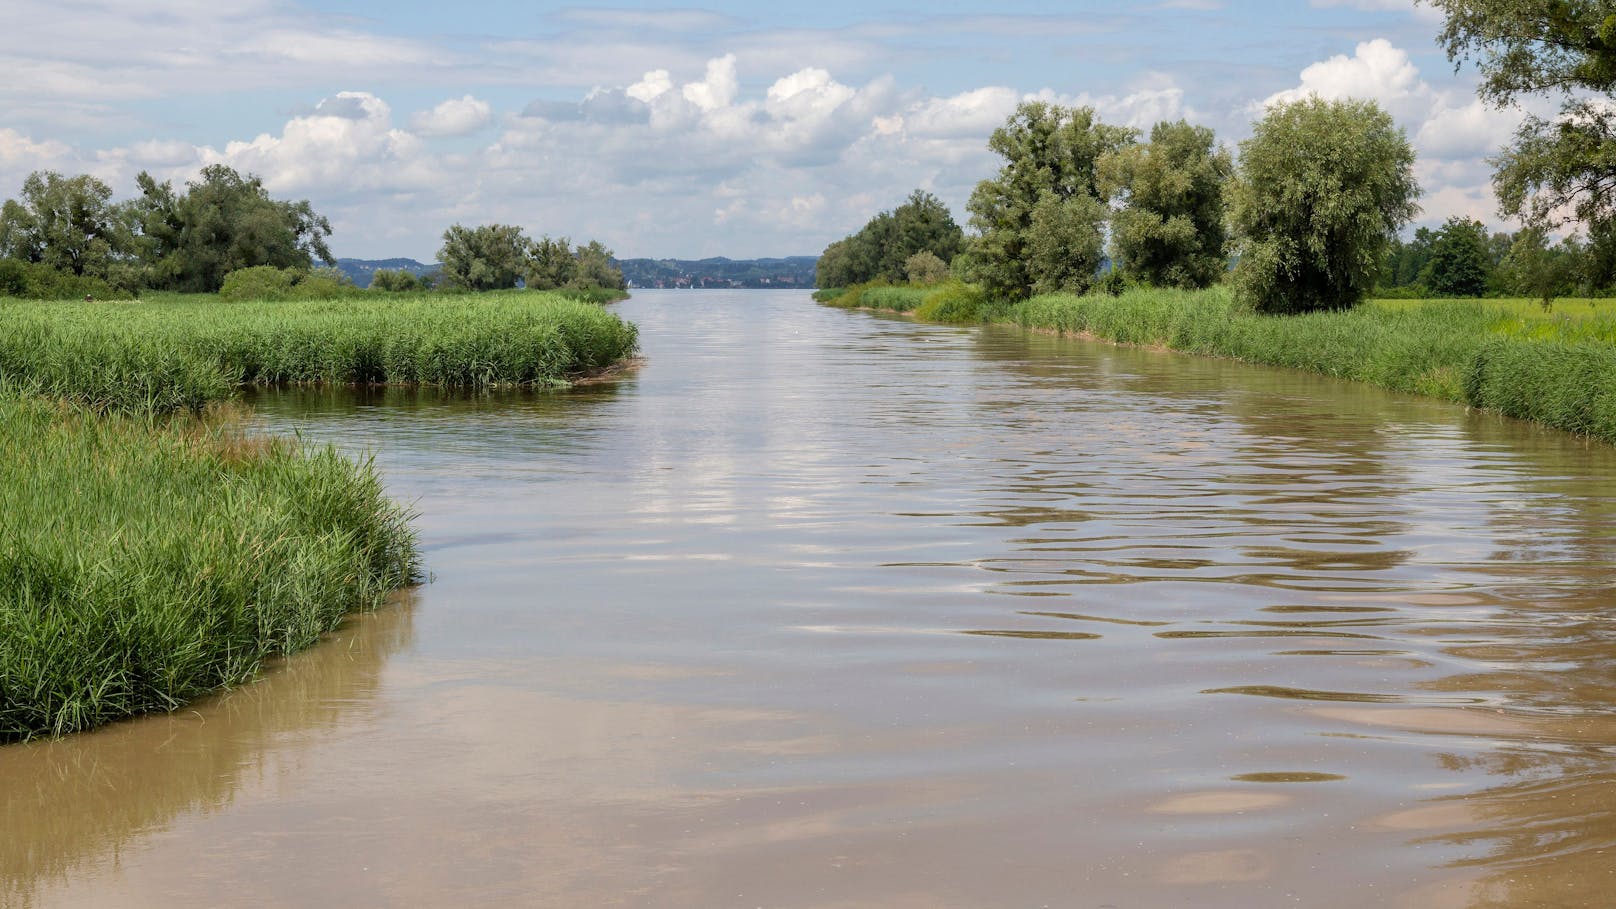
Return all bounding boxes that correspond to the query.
[0,291,641,416]
[0,395,417,741]
[0,291,640,740]
[818,283,1616,446]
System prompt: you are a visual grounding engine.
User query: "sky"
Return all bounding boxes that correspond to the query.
[0,0,1528,261]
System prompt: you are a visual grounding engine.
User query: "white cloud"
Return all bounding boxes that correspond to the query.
[1262,38,1432,122]
[198,92,429,194]
[682,54,739,113]
[410,95,493,137]
[1415,98,1523,160]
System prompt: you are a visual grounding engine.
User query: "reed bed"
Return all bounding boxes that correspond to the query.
[0,291,640,415]
[0,394,418,741]
[824,283,1616,446]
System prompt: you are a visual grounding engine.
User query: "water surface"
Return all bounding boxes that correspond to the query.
[5,289,1615,908]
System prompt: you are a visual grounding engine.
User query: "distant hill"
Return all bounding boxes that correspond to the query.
[615,256,818,289]
[335,258,439,288]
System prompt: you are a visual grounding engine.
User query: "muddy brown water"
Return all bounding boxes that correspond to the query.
[4,289,1616,908]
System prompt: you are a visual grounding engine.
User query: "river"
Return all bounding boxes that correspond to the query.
[4,289,1615,907]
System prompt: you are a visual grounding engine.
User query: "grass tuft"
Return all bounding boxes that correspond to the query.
[0,394,418,741]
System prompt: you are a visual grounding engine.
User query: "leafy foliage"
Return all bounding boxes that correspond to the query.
[904,250,950,285]
[1422,216,1494,296]
[0,172,133,282]
[1426,0,1616,229]
[1230,97,1419,313]
[814,189,964,287]
[369,268,424,292]
[438,224,529,291]
[1501,227,1579,309]
[441,225,626,294]
[1098,120,1233,289]
[130,165,334,293]
[960,102,1135,300]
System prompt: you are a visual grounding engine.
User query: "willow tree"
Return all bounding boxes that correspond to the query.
[1098,119,1232,289]
[1425,0,1616,230]
[961,102,1135,299]
[1230,97,1419,314]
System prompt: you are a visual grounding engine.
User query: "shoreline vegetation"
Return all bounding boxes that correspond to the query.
[0,290,641,741]
[0,291,640,416]
[816,282,1616,446]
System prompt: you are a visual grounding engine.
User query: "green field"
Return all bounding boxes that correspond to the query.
[0,291,640,740]
[822,283,1616,446]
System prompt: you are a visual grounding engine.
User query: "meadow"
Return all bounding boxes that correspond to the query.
[0,290,640,740]
[819,283,1616,446]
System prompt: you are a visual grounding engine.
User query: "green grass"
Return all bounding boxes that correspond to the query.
[825,283,1616,446]
[0,289,641,738]
[0,290,640,416]
[0,393,418,741]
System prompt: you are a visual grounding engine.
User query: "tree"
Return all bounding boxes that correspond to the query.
[526,235,576,290]
[131,165,333,292]
[1421,216,1493,296]
[570,239,625,291]
[904,250,950,285]
[1426,1,1616,230]
[438,224,528,291]
[1230,97,1419,313]
[815,237,859,288]
[1023,192,1108,296]
[0,171,132,279]
[962,102,1136,299]
[1501,226,1578,310]
[1098,120,1233,289]
[814,189,964,287]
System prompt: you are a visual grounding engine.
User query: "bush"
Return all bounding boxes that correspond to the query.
[370,269,421,292]
[219,265,299,300]
[905,250,950,286]
[912,282,987,323]
[219,265,361,301]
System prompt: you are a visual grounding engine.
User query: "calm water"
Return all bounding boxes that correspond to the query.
[5,289,1616,908]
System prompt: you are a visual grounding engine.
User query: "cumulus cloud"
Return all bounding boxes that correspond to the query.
[1257,38,1534,230]
[1262,38,1432,122]
[410,95,493,137]
[197,91,429,194]
[1415,98,1523,160]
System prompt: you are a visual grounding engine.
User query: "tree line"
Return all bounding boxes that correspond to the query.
[821,1,1616,314]
[0,166,623,299]
[820,97,1411,315]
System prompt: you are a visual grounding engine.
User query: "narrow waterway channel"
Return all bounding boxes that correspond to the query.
[5,289,1616,908]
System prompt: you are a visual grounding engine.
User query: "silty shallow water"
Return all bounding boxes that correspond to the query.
[4,289,1615,908]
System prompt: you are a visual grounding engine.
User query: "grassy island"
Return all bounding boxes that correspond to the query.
[0,290,640,740]
[818,283,1616,446]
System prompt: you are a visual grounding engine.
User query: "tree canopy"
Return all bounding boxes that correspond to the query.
[439,224,626,293]
[1230,97,1419,313]
[0,172,131,280]
[960,102,1135,299]
[1098,119,1232,290]
[131,165,334,293]
[1421,216,1493,296]
[1426,0,1616,229]
[814,189,963,288]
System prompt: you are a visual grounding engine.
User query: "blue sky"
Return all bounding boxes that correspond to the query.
[1,1,1518,260]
